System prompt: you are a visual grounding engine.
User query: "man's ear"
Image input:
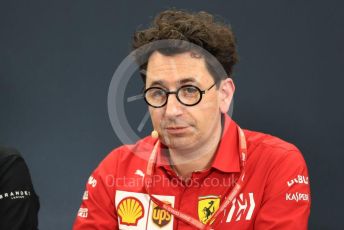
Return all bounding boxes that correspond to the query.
[218,78,235,114]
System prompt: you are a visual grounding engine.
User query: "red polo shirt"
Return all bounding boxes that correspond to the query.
[73,115,311,229]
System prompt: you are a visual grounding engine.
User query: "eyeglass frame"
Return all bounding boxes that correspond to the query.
[143,82,217,108]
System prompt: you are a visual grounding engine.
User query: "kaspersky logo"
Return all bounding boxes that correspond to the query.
[152,202,172,227]
[117,197,144,226]
[198,195,220,224]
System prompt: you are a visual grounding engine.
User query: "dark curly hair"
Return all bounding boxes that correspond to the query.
[132,9,238,84]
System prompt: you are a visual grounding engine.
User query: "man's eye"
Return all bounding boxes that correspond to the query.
[151,90,165,98]
[181,87,198,95]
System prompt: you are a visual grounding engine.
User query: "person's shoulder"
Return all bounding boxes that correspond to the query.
[244,129,299,150]
[96,136,155,170]
[243,129,305,165]
[0,147,23,170]
[0,146,21,160]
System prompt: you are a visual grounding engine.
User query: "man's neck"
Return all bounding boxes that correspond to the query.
[169,147,217,180]
[168,119,223,180]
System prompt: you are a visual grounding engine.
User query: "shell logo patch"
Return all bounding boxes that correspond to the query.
[117,196,144,226]
[151,202,172,227]
[198,195,220,224]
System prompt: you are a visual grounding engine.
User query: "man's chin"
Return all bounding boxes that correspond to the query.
[161,136,196,151]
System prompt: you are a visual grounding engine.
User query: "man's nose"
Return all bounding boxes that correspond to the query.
[164,93,183,118]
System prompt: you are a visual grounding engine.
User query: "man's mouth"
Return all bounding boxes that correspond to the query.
[164,126,189,135]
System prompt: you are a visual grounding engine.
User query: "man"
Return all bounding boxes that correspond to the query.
[0,147,40,230]
[73,9,310,229]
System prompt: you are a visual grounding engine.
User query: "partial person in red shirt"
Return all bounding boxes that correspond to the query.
[73,9,311,230]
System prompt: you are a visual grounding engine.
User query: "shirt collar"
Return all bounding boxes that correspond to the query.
[212,114,240,173]
[155,113,240,173]
[156,142,172,169]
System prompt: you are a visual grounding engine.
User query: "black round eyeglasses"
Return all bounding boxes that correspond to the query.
[143,82,216,108]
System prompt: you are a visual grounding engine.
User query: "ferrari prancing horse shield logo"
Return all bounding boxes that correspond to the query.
[198,195,220,224]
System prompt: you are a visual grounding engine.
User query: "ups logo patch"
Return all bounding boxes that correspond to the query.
[152,202,172,227]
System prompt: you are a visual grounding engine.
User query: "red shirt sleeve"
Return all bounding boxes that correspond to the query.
[73,150,119,230]
[254,149,311,229]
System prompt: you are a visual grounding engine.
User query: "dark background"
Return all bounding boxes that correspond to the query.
[1,0,343,229]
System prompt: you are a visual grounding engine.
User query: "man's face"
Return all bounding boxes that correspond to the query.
[146,51,233,153]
